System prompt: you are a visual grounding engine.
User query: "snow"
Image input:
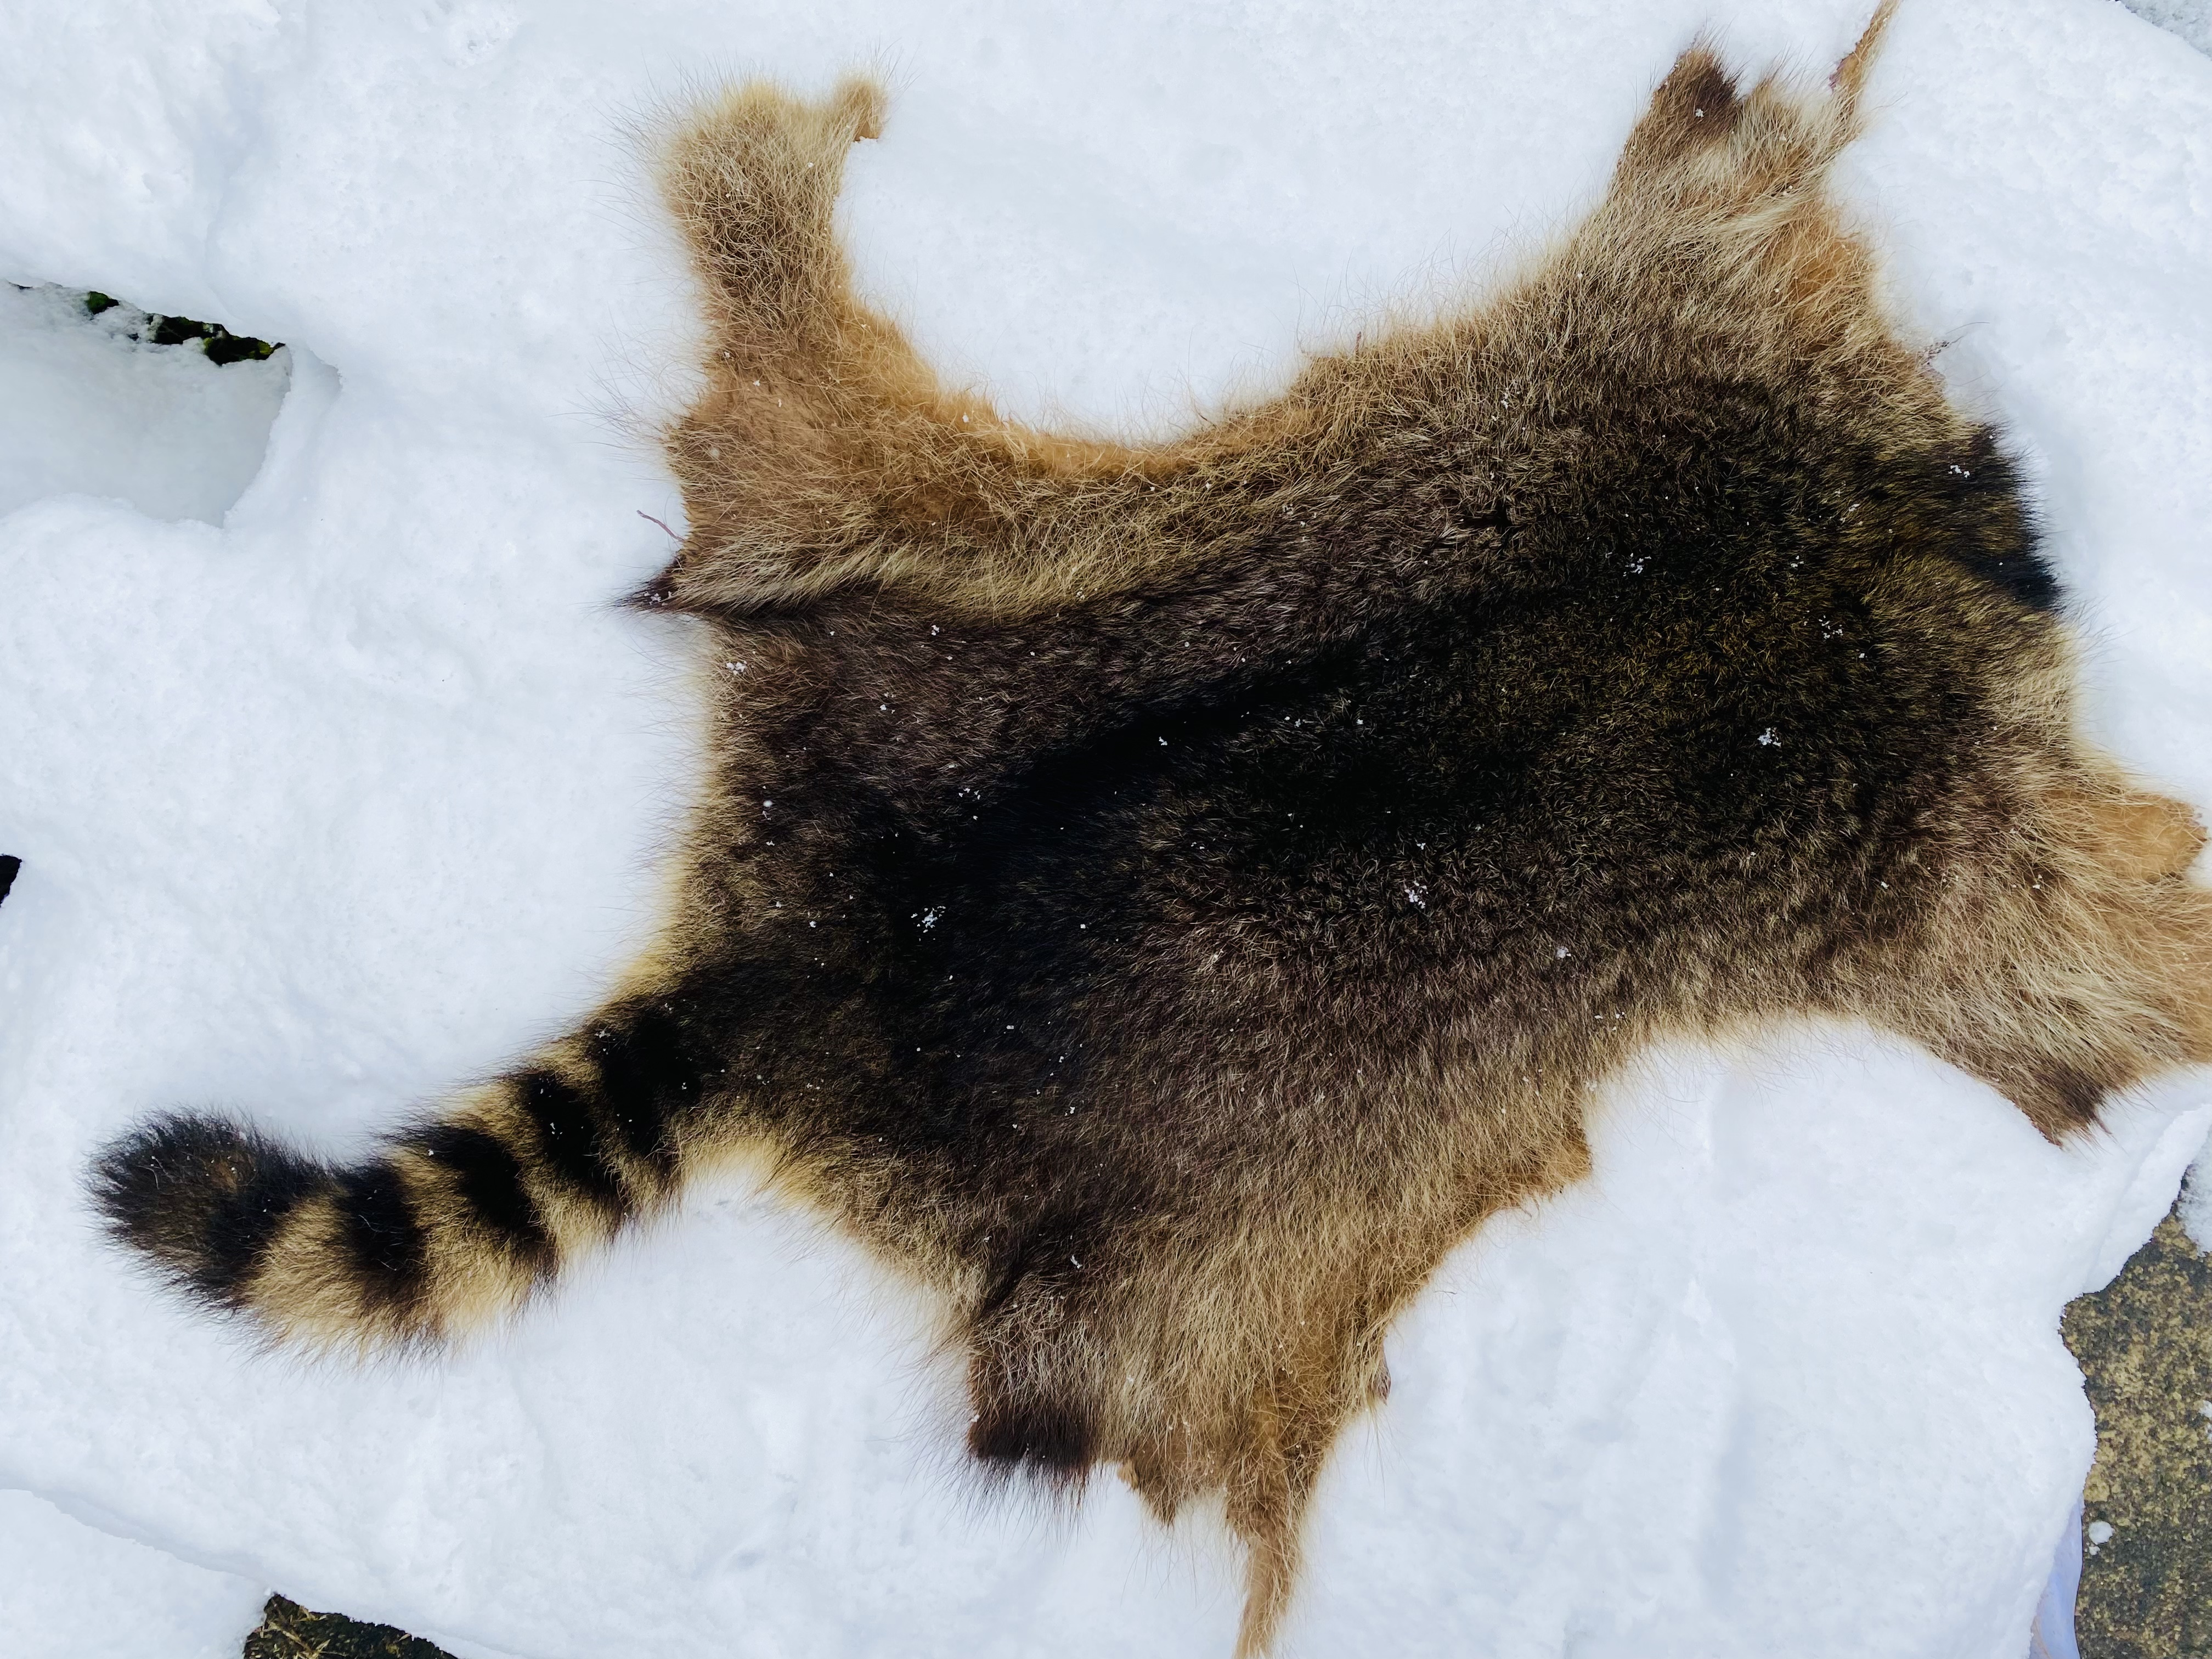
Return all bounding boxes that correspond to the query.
[2117,0,2212,55]
[0,1487,264,1659]
[2181,1158,2212,1251]
[1,1,2209,1656]
[2029,1498,2085,1659]
[0,286,289,524]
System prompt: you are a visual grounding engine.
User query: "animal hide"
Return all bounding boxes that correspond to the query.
[94,5,2212,1649]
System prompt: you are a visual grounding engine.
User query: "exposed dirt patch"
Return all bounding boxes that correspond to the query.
[242,1595,455,1659]
[2064,1209,2212,1658]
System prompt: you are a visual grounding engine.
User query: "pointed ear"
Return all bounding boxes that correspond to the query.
[1607,2,1895,207]
[1612,39,1746,180]
[1830,0,1900,121]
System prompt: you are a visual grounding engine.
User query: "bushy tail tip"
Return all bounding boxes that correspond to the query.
[92,1114,338,1322]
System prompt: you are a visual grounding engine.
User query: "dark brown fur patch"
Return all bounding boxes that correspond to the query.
[91,7,2212,1650]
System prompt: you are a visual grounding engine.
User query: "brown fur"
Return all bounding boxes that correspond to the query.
[94,7,2212,1650]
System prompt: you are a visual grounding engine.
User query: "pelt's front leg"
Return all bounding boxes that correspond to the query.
[1867,781,2212,1138]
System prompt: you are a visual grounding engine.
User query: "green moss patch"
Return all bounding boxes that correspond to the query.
[80,289,279,364]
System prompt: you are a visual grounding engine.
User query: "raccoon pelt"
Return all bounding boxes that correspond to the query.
[93,6,2212,1651]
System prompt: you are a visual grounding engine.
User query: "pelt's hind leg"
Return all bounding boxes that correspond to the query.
[657,78,1183,613]
[659,76,894,366]
[649,78,1334,620]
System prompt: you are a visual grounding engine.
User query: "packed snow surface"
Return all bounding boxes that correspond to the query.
[2117,0,2212,54]
[2,1,2210,1656]
[0,1488,264,1659]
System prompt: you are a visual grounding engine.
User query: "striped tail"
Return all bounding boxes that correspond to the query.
[92,985,727,1349]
